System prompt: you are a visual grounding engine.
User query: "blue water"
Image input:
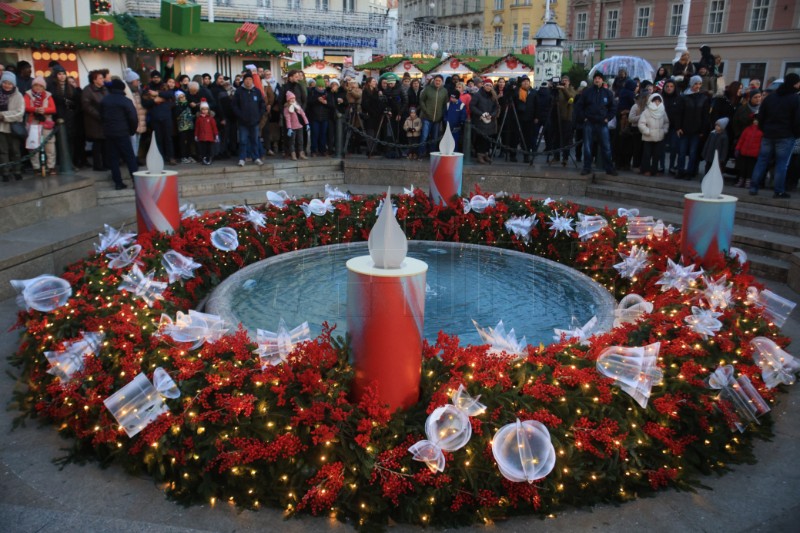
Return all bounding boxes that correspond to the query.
[210,242,614,347]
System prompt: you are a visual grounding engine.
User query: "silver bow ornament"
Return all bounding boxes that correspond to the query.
[462,194,495,214]
[238,205,267,231]
[472,319,526,358]
[707,365,770,433]
[107,244,143,270]
[94,224,136,253]
[617,207,640,218]
[118,264,167,307]
[408,385,485,473]
[254,318,311,367]
[613,245,650,279]
[44,331,105,382]
[103,367,180,438]
[750,337,800,389]
[596,342,663,408]
[504,215,538,243]
[613,294,654,327]
[180,203,200,219]
[161,250,201,284]
[157,310,229,349]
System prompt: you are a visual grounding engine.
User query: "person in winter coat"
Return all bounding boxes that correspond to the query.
[231,73,266,166]
[661,80,680,174]
[308,77,333,156]
[553,75,577,164]
[406,78,422,111]
[674,75,711,179]
[0,71,25,181]
[82,70,108,170]
[344,79,364,154]
[173,91,195,163]
[749,72,800,198]
[508,76,537,162]
[535,81,554,154]
[25,76,57,175]
[577,72,618,176]
[638,93,669,176]
[47,64,80,171]
[443,91,467,151]
[194,99,219,165]
[123,68,147,163]
[418,74,448,157]
[403,107,421,159]
[141,70,177,165]
[734,115,762,188]
[100,79,138,190]
[283,91,309,160]
[672,52,695,93]
[470,78,499,164]
[732,89,761,141]
[701,117,729,174]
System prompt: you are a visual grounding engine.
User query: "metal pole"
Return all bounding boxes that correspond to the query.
[56,120,74,175]
[335,112,344,158]
[673,0,692,63]
[462,119,472,165]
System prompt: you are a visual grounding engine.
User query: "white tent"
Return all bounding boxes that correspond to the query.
[303,60,342,78]
[588,56,655,82]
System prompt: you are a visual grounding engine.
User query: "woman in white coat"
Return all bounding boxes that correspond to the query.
[637,93,669,176]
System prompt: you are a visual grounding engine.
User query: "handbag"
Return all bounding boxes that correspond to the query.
[25,124,42,150]
[10,121,27,139]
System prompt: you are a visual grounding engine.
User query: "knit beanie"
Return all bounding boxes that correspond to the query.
[124,68,140,83]
[32,75,46,88]
[689,75,703,87]
[1,71,16,85]
[199,98,209,109]
[715,117,729,129]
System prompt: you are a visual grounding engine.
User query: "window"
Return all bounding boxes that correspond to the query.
[512,24,518,45]
[636,6,651,37]
[750,0,770,31]
[494,26,503,47]
[785,62,800,77]
[343,0,354,12]
[315,0,328,11]
[494,0,504,10]
[575,12,587,40]
[708,0,725,33]
[738,62,766,87]
[287,0,300,9]
[257,0,271,7]
[522,23,530,44]
[605,9,619,38]
[669,4,683,36]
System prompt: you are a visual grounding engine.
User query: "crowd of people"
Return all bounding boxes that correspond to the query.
[1,47,798,198]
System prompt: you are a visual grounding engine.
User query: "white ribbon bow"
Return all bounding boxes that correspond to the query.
[266,190,291,209]
[239,205,267,231]
[472,319,526,358]
[210,227,239,251]
[462,194,496,214]
[684,306,723,339]
[107,244,143,269]
[750,337,800,389]
[576,213,608,241]
[656,258,703,293]
[157,310,229,349]
[504,215,538,243]
[707,365,770,433]
[253,318,311,367]
[95,224,136,253]
[44,331,105,382]
[301,198,335,217]
[553,316,597,345]
[596,342,663,408]
[118,265,167,307]
[161,250,201,284]
[617,207,640,218]
[324,184,351,201]
[180,203,200,219]
[613,294,654,327]
[408,385,485,473]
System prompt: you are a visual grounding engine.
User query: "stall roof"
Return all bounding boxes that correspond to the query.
[0,14,289,57]
[355,56,439,73]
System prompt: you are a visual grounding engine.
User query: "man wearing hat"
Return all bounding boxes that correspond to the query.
[231,71,266,166]
[576,72,618,176]
[142,69,177,165]
[510,75,537,162]
[100,79,138,190]
[308,75,332,156]
[123,68,147,163]
[673,74,710,179]
[0,71,25,181]
[82,70,109,170]
[418,74,447,157]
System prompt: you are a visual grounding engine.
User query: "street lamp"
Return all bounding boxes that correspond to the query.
[297,34,307,70]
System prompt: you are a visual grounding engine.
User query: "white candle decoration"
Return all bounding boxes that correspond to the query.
[368,187,407,269]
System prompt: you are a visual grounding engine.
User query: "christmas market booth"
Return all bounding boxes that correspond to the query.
[355,55,440,80]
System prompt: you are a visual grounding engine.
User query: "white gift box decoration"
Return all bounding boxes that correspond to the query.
[472,319,526,358]
[656,258,703,293]
[408,385,485,473]
[746,287,796,328]
[553,316,597,345]
[10,275,72,312]
[118,264,167,307]
[254,318,311,367]
[462,194,496,214]
[613,294,654,327]
[492,419,556,483]
[707,365,770,433]
[239,205,267,231]
[103,368,180,438]
[44,331,105,382]
[324,184,351,201]
[266,190,291,209]
[157,310,230,349]
[301,198,335,218]
[210,227,239,251]
[596,342,663,408]
[94,224,136,253]
[684,306,723,339]
[750,337,800,389]
[626,216,655,241]
[613,245,650,279]
[548,211,574,235]
[576,213,608,241]
[107,244,143,270]
[504,215,538,243]
[161,250,201,284]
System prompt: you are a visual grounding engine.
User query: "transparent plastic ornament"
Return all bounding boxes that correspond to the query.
[161,250,201,284]
[576,213,607,241]
[300,198,335,218]
[266,190,291,209]
[107,244,142,269]
[626,216,655,240]
[596,342,663,408]
[210,227,239,251]
[324,184,351,201]
[613,294,654,327]
[504,215,537,243]
[103,368,179,438]
[462,194,495,214]
[117,264,167,307]
[157,310,229,349]
[11,275,72,312]
[684,306,723,339]
[707,365,770,433]
[492,419,556,483]
[750,337,800,389]
[746,287,796,328]
[472,319,526,358]
[254,318,311,367]
[44,332,105,382]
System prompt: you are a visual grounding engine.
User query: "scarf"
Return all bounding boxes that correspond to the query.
[0,85,14,112]
[748,102,760,114]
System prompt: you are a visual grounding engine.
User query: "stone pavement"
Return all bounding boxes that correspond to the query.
[1,169,799,532]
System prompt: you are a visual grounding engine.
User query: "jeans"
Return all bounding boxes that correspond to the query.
[151,119,173,161]
[641,140,665,174]
[310,119,328,154]
[419,119,441,156]
[677,133,701,177]
[238,124,260,160]
[106,135,138,186]
[750,137,794,195]
[664,129,679,172]
[582,122,614,172]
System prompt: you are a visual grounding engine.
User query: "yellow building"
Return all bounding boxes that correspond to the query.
[484,0,568,54]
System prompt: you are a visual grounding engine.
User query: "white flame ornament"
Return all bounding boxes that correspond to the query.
[701,151,724,199]
[504,215,538,243]
[472,319,526,358]
[157,310,229,349]
[750,337,800,389]
[324,184,351,201]
[684,306,723,339]
[94,224,136,253]
[300,198,335,218]
[492,419,556,483]
[117,264,167,307]
[656,258,703,293]
[103,367,179,438]
[210,227,239,251]
[266,190,291,209]
[439,122,456,155]
[254,318,311,367]
[107,244,142,269]
[707,365,770,433]
[576,213,608,241]
[145,131,164,173]
[161,250,201,284]
[553,316,597,345]
[596,343,663,408]
[462,194,496,214]
[44,331,105,382]
[613,294,654,327]
[613,245,650,279]
[10,275,72,312]
[408,385,485,473]
[369,187,407,269]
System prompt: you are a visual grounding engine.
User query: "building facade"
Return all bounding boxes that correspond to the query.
[484,1,569,54]
[566,0,800,85]
[399,0,485,31]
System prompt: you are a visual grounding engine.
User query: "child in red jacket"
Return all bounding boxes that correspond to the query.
[734,116,763,188]
[194,99,219,165]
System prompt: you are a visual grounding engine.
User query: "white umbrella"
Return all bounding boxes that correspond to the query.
[588,56,655,82]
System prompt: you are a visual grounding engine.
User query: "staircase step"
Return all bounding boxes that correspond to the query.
[0,174,97,233]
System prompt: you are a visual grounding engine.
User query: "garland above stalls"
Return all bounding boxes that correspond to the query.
[9,189,795,531]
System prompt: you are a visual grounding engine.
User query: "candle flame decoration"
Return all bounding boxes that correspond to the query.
[701,151,724,199]
[146,132,164,174]
[439,122,456,155]
[368,187,407,269]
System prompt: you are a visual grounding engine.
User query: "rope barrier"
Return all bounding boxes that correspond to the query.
[0,123,60,172]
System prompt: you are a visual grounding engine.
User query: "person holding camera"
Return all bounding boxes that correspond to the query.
[471,77,499,164]
[553,75,577,164]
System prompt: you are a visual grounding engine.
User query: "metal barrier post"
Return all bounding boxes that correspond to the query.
[56,120,74,175]
[463,120,472,166]
[335,113,344,158]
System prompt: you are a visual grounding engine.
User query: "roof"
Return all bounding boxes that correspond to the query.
[535,21,567,41]
[355,56,439,73]
[0,14,290,57]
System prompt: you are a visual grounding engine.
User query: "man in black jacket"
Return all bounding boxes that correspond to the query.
[100,79,138,190]
[674,75,710,179]
[510,75,537,162]
[577,72,618,175]
[231,72,266,166]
